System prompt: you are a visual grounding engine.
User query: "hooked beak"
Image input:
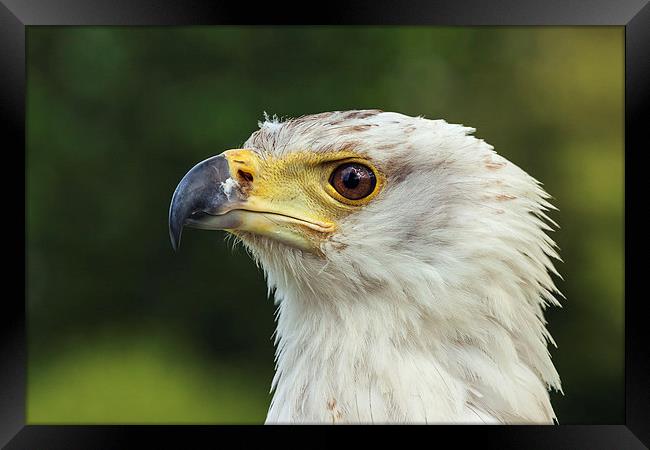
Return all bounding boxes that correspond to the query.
[168,153,243,251]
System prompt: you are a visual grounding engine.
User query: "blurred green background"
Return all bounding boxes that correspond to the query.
[26,26,623,424]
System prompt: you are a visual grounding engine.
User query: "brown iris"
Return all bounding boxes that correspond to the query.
[329,163,377,200]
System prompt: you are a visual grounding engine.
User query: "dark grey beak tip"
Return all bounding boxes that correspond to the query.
[168,200,183,251]
[168,153,232,253]
[169,227,180,252]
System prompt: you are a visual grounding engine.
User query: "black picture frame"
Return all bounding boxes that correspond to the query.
[2,0,648,448]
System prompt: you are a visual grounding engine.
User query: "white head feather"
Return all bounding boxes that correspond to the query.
[238,110,562,424]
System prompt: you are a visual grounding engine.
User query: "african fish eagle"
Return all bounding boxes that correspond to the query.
[168,110,562,424]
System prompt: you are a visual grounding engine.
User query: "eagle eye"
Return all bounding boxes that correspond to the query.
[329,163,377,201]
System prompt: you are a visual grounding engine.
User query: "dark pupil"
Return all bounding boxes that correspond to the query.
[343,167,361,189]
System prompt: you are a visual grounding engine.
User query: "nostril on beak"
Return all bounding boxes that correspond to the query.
[238,169,254,183]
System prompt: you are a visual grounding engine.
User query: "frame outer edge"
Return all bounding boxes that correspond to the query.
[625,1,650,447]
[0,0,648,25]
[0,0,27,447]
[0,0,646,447]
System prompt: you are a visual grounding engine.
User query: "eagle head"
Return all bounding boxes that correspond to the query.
[169,110,562,423]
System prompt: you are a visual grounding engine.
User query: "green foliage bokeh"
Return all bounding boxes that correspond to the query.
[27,26,623,423]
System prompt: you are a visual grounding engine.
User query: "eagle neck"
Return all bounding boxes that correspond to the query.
[266,281,482,423]
[264,271,558,424]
